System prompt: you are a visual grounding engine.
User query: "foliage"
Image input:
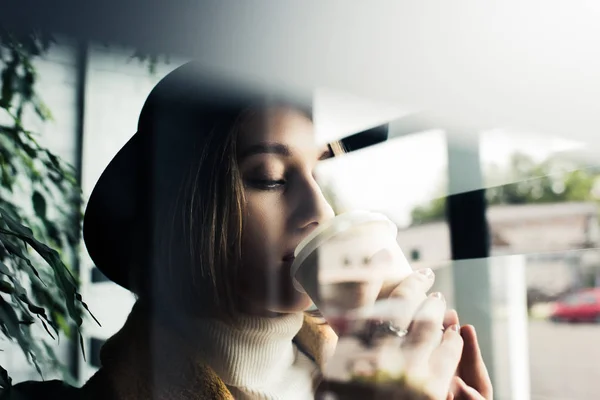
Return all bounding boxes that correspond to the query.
[485,153,600,205]
[130,50,171,75]
[0,27,95,389]
[0,27,164,389]
[410,152,600,224]
[410,196,446,225]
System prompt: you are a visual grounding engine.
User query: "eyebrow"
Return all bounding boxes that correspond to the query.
[239,141,332,160]
[239,142,291,159]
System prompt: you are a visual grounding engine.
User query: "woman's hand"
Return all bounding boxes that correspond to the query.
[322,270,466,400]
[443,310,493,399]
[383,271,465,400]
[448,326,493,400]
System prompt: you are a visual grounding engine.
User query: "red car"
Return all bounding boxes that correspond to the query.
[550,288,600,323]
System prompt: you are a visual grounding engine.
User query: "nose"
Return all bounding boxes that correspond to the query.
[292,175,335,231]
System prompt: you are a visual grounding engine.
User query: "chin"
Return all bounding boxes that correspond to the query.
[266,292,314,314]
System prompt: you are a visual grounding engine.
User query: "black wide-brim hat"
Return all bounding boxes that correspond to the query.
[82,61,389,290]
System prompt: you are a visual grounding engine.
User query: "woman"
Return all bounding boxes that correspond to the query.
[3,62,492,400]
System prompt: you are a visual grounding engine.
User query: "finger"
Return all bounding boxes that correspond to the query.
[429,325,463,397]
[403,292,447,356]
[449,376,461,399]
[444,309,459,329]
[378,269,435,328]
[454,376,487,400]
[379,268,435,300]
[459,325,493,399]
[459,325,493,398]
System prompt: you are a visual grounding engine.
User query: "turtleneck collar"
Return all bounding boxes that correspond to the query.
[142,301,323,398]
[90,300,337,400]
[179,311,307,387]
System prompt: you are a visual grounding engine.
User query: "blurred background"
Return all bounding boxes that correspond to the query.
[2,2,600,399]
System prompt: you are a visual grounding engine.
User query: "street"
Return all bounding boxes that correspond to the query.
[529,320,600,400]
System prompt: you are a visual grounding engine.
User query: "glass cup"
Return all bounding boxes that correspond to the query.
[291,210,413,335]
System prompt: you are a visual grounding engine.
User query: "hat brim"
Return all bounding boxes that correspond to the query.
[82,63,388,290]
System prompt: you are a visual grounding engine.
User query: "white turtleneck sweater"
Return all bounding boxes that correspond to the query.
[189,312,319,399]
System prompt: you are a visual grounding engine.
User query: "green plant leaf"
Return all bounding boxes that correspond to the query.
[33,99,52,121]
[0,261,10,276]
[0,236,43,284]
[29,353,43,379]
[77,298,100,327]
[19,317,35,326]
[0,210,89,330]
[0,280,13,294]
[21,143,37,159]
[37,317,55,340]
[0,29,90,384]
[0,296,32,357]
[32,191,46,219]
[79,332,86,362]
[53,312,70,337]
[0,59,16,109]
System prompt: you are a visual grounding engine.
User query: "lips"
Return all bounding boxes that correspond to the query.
[282,253,296,263]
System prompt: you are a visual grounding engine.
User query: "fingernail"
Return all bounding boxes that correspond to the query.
[430,291,445,302]
[450,308,460,325]
[416,268,434,279]
[450,324,460,332]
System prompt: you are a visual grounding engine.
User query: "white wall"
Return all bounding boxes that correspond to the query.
[78,44,185,383]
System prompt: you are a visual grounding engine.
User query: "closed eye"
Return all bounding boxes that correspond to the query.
[245,179,286,190]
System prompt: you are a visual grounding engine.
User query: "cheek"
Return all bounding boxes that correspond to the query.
[238,196,310,311]
[241,199,284,266]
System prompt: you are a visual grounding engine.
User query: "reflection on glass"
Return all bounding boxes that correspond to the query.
[480,129,600,400]
[317,129,448,228]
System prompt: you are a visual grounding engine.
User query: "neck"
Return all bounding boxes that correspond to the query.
[143,292,296,320]
[234,297,293,319]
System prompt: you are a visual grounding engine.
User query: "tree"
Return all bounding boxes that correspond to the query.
[410,196,446,225]
[410,152,600,225]
[485,152,600,205]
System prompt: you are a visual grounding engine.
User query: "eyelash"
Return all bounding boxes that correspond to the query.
[246,179,286,191]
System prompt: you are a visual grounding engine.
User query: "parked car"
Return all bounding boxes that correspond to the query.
[550,288,600,323]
